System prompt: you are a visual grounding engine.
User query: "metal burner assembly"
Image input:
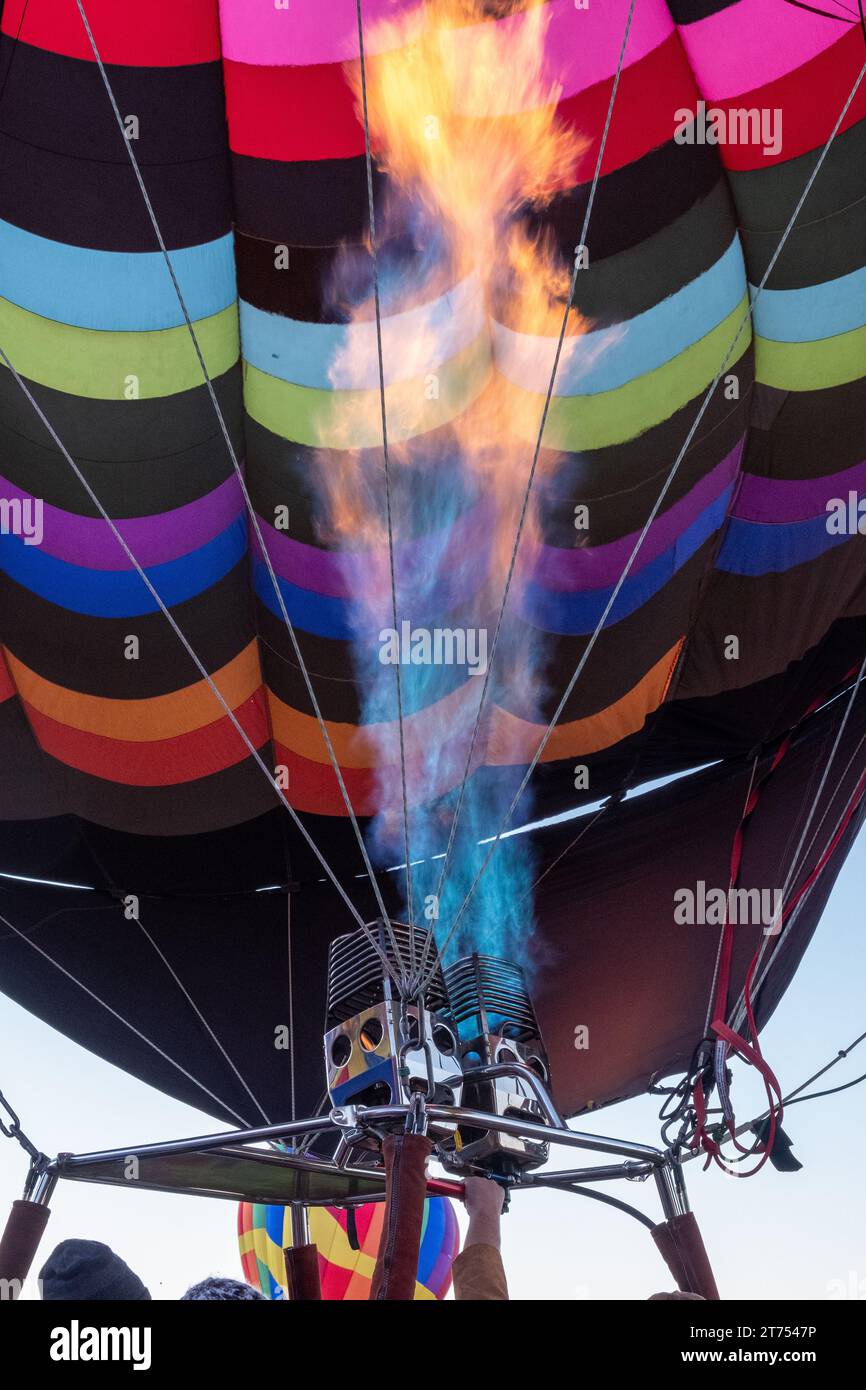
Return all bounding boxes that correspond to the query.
[442,952,551,1175]
[323,921,551,1174]
[324,922,462,1136]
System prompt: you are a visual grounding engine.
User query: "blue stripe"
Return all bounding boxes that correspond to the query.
[521,488,732,633]
[254,564,356,640]
[239,275,484,391]
[252,563,474,717]
[751,264,866,344]
[252,558,484,641]
[0,517,247,615]
[494,237,746,396]
[264,1204,286,1250]
[717,513,851,575]
[0,220,236,330]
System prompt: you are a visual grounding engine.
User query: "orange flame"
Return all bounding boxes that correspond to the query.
[316,0,593,816]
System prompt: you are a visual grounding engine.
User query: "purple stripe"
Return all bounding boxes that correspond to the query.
[530,441,744,592]
[734,458,866,523]
[0,474,244,570]
[252,497,496,600]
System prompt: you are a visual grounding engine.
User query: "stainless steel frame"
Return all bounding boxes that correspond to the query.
[42,1061,690,1225]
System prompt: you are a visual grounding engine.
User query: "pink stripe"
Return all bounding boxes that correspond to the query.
[448,0,673,114]
[218,0,672,96]
[217,0,420,67]
[675,0,848,102]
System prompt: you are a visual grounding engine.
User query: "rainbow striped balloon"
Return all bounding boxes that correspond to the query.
[238,1198,458,1301]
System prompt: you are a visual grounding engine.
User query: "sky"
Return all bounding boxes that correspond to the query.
[1,830,864,1302]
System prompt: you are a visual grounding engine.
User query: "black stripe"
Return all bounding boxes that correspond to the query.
[744,372,866,479]
[0,38,228,163]
[231,152,386,246]
[0,562,257,698]
[665,0,741,21]
[0,133,232,248]
[0,39,232,248]
[0,366,243,515]
[523,140,726,268]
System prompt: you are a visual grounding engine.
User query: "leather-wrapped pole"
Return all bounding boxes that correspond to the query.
[0,1199,52,1301]
[370,1132,433,1300]
[651,1211,720,1300]
[283,1243,322,1300]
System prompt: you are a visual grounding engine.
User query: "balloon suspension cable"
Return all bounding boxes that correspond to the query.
[72,0,411,989]
[422,46,866,995]
[0,907,255,1127]
[778,1026,866,1108]
[134,910,274,1125]
[70,826,274,1125]
[0,344,401,992]
[730,655,866,1033]
[414,0,638,997]
[690,665,866,1175]
[355,0,417,980]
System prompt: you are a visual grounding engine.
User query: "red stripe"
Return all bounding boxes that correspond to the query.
[223,58,367,162]
[273,744,392,816]
[1,0,221,66]
[704,27,866,170]
[272,738,477,816]
[565,33,699,185]
[222,33,695,173]
[23,692,270,785]
[0,654,15,703]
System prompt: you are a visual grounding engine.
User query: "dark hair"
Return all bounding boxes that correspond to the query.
[180,1276,265,1301]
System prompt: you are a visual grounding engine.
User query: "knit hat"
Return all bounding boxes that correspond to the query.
[40,1240,151,1301]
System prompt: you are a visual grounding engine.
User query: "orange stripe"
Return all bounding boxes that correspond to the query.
[488,643,683,765]
[272,643,682,814]
[267,680,477,768]
[4,642,262,741]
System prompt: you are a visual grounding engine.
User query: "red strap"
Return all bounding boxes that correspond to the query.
[692,667,860,1174]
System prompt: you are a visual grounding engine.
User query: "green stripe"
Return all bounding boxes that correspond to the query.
[0,296,238,399]
[755,322,866,392]
[244,334,492,448]
[511,295,752,452]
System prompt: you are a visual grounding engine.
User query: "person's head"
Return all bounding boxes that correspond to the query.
[648,1291,707,1300]
[180,1276,265,1301]
[39,1239,151,1301]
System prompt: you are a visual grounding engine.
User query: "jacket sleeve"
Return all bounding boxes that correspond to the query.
[451,1243,509,1301]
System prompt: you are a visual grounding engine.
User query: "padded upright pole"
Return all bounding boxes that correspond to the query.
[370,1132,433,1300]
[651,1211,720,1300]
[283,1244,322,1300]
[0,1199,52,1301]
[283,1203,321,1300]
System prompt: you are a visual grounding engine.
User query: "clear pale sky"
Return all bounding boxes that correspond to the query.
[1,830,864,1301]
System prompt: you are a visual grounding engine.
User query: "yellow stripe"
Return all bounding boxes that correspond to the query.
[0,296,238,399]
[755,322,866,391]
[506,295,751,452]
[244,334,492,448]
